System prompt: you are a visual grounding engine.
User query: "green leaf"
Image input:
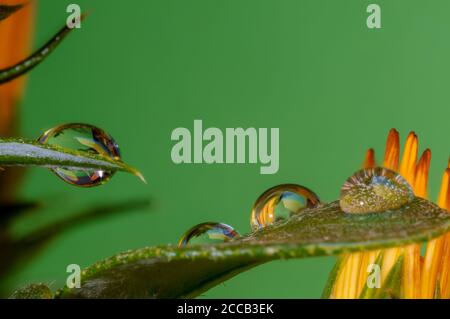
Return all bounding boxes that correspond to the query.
[0,4,23,22]
[321,255,345,299]
[57,197,450,299]
[376,255,403,299]
[0,19,80,85]
[0,198,151,293]
[0,201,39,226]
[13,198,151,253]
[0,138,145,182]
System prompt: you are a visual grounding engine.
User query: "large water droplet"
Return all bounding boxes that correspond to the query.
[37,123,121,187]
[340,167,414,214]
[178,222,240,248]
[250,184,321,231]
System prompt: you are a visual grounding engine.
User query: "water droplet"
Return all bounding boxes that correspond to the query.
[340,167,414,214]
[37,123,121,187]
[250,184,321,230]
[178,222,240,248]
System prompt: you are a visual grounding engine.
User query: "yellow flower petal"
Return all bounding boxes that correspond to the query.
[438,168,450,298]
[398,132,421,298]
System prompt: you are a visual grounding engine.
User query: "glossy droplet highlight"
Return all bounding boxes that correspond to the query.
[178,222,240,248]
[340,167,414,214]
[37,123,121,187]
[250,184,321,231]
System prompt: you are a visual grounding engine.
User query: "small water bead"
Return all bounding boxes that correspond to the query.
[250,184,321,231]
[178,222,240,248]
[37,123,121,187]
[340,167,414,214]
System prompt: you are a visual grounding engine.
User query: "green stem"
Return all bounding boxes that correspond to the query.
[0,19,80,85]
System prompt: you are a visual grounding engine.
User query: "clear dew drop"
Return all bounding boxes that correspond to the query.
[339,167,415,214]
[178,222,240,248]
[37,123,121,187]
[250,184,321,231]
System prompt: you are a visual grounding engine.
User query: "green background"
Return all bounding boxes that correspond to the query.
[6,0,450,297]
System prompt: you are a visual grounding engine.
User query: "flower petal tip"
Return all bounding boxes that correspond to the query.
[363,148,376,168]
[384,129,400,170]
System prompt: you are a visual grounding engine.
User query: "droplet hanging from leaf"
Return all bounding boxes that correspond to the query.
[178,222,240,248]
[250,184,321,230]
[37,123,121,187]
[0,137,145,184]
[340,167,414,214]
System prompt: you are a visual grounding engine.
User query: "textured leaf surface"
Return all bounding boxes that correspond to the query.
[9,284,53,299]
[0,138,144,181]
[58,198,450,299]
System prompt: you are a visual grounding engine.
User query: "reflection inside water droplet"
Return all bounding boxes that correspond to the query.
[250,184,321,231]
[340,167,414,214]
[37,123,121,187]
[178,222,240,248]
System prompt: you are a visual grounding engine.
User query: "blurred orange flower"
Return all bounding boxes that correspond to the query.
[0,0,35,137]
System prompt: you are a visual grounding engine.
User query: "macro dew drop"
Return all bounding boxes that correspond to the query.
[37,123,121,187]
[178,222,240,248]
[250,184,321,231]
[340,167,414,214]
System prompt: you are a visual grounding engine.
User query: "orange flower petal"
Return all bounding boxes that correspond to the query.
[403,244,421,298]
[399,132,418,185]
[380,247,400,282]
[357,250,378,296]
[362,148,376,169]
[437,169,450,298]
[415,153,445,298]
[398,132,420,298]
[438,168,450,209]
[414,149,431,199]
[383,128,400,170]
[440,233,450,298]
[422,237,444,298]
